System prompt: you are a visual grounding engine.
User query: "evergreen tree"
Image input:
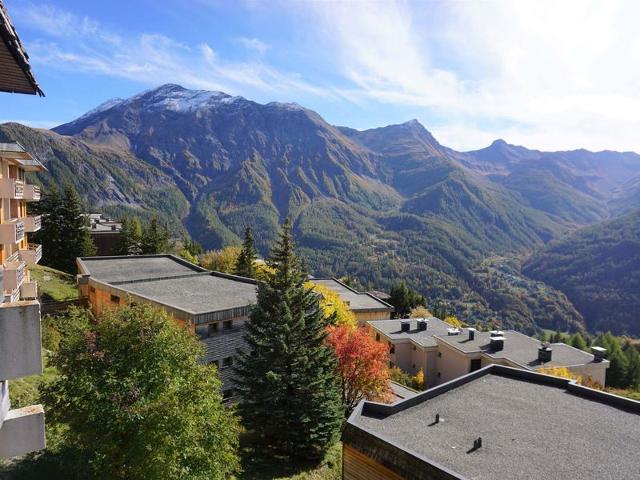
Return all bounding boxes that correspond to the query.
[606,345,630,388]
[570,332,588,351]
[116,217,142,255]
[141,217,170,254]
[31,186,64,269]
[235,219,343,459]
[389,282,426,318]
[234,227,257,278]
[623,343,640,390]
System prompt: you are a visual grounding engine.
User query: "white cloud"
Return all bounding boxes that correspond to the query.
[237,37,270,55]
[306,0,640,151]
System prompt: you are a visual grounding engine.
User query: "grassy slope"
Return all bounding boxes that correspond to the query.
[29,264,79,302]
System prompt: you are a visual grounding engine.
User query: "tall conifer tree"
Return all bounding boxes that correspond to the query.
[235,219,342,459]
[234,227,257,278]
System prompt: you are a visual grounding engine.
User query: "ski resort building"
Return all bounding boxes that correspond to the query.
[343,364,640,480]
[368,318,609,388]
[0,0,46,459]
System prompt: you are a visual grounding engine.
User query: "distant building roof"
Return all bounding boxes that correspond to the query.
[77,255,258,322]
[0,135,46,171]
[0,1,43,95]
[312,278,393,312]
[345,365,640,480]
[367,290,390,300]
[368,318,601,369]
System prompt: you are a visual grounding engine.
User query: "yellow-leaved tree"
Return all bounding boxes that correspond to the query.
[200,246,241,273]
[410,306,433,318]
[414,368,425,390]
[443,316,463,328]
[306,282,357,329]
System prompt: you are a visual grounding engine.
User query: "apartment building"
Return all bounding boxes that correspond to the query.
[77,255,258,400]
[0,0,46,459]
[311,278,394,324]
[343,364,640,480]
[85,213,122,255]
[369,318,609,387]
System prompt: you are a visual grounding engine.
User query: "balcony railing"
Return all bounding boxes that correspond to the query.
[3,259,26,293]
[0,178,24,200]
[23,184,40,202]
[0,220,25,245]
[23,215,41,233]
[19,243,43,266]
[20,280,38,300]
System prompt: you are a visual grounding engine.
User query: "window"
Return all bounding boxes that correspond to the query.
[195,324,209,339]
[222,389,234,400]
[390,344,395,354]
[223,320,233,330]
[437,372,441,378]
[469,358,482,373]
[412,364,416,369]
[90,286,96,293]
[210,359,220,368]
[208,323,219,336]
[375,333,380,342]
[222,356,233,368]
[110,294,120,304]
[438,352,442,358]
[389,362,395,369]
[412,346,416,351]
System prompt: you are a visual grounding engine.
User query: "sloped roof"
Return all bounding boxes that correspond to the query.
[312,278,393,312]
[0,0,43,96]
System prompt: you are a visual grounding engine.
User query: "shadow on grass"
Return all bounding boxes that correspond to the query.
[238,433,341,480]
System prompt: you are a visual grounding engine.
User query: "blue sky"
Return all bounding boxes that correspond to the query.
[3,0,639,152]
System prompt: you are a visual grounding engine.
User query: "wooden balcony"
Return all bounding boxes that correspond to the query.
[22,184,40,202]
[23,215,41,233]
[0,178,24,200]
[0,220,25,245]
[19,243,42,265]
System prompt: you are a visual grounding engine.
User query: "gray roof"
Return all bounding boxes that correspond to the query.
[436,329,597,368]
[78,255,258,316]
[313,278,393,312]
[349,366,640,480]
[79,255,205,284]
[368,317,454,347]
[122,273,257,315]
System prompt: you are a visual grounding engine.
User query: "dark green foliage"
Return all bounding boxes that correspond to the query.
[524,209,640,335]
[623,343,640,390]
[33,305,239,480]
[235,220,343,460]
[183,238,203,256]
[32,185,96,273]
[140,217,171,254]
[234,227,258,278]
[570,332,588,351]
[388,281,426,318]
[115,217,143,255]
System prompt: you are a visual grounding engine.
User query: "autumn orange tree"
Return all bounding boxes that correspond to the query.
[327,325,392,413]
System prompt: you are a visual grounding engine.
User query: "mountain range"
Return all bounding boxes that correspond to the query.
[3,83,640,335]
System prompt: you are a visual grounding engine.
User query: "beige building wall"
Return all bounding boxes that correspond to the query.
[435,341,471,384]
[355,310,391,326]
[567,363,607,387]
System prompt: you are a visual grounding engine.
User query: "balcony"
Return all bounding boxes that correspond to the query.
[22,184,40,202]
[23,215,41,233]
[0,178,24,200]
[19,243,42,265]
[0,405,46,458]
[3,258,26,293]
[20,280,37,300]
[0,220,25,244]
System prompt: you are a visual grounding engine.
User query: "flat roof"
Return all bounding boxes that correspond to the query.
[312,278,393,312]
[436,329,597,368]
[369,317,452,347]
[348,366,640,480]
[78,255,258,316]
[79,255,205,284]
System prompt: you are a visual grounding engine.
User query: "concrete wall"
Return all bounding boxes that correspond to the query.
[435,340,471,385]
[0,301,41,380]
[0,405,45,458]
[568,362,608,387]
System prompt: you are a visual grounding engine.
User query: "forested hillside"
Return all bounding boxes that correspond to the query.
[4,84,640,334]
[523,209,640,336]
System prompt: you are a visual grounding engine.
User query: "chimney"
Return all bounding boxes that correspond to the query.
[400,320,410,333]
[538,343,552,363]
[489,336,505,351]
[447,328,461,336]
[489,330,504,338]
[467,328,476,341]
[417,319,428,331]
[591,346,607,362]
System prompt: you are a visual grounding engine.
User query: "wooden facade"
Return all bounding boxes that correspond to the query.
[343,445,405,480]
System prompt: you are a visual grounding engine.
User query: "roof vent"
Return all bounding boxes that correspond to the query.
[417,319,428,331]
[538,343,552,363]
[467,328,476,341]
[490,330,504,338]
[591,346,607,362]
[447,328,461,336]
[400,320,410,333]
[489,336,505,351]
